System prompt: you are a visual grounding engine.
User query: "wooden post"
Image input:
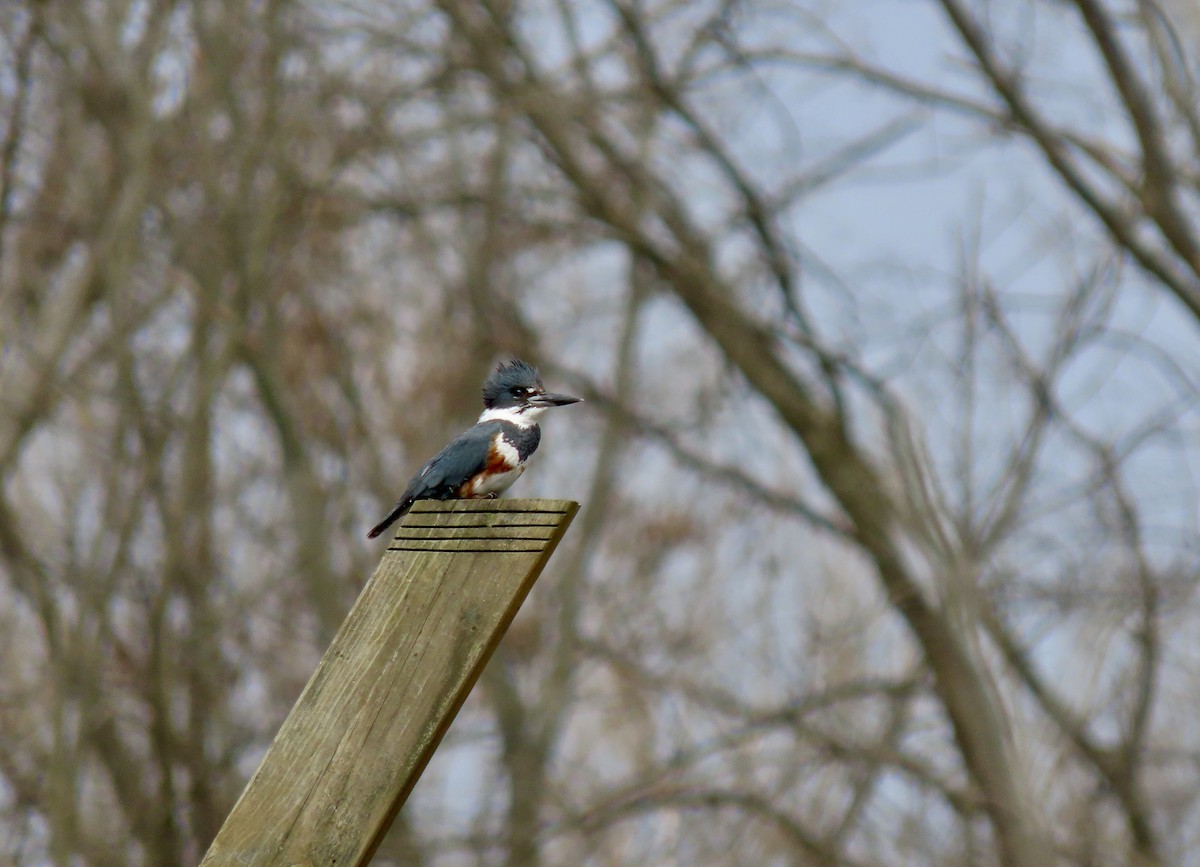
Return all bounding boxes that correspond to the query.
[199,498,578,867]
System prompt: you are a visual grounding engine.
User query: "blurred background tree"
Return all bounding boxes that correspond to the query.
[1,0,1198,864]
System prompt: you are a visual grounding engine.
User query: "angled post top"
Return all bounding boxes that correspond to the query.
[200,498,579,867]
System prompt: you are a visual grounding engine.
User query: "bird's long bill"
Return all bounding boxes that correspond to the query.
[531,392,583,407]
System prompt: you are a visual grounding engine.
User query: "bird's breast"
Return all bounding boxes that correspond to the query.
[462,463,526,498]
[498,422,541,460]
[458,430,530,498]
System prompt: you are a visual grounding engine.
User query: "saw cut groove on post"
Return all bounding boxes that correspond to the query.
[200,498,578,867]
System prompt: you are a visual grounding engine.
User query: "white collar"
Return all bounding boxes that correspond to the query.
[477,405,545,427]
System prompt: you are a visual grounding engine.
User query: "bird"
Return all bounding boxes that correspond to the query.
[367,359,582,539]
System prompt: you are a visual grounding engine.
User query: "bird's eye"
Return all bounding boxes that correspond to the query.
[511,386,527,396]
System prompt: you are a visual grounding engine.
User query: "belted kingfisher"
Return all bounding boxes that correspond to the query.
[367,359,582,539]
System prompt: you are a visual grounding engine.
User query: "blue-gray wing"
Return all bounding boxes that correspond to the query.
[367,422,502,539]
[404,422,503,500]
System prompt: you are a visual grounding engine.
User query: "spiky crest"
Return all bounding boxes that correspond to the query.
[481,358,543,408]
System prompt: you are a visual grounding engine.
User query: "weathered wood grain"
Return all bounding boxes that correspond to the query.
[199,498,578,867]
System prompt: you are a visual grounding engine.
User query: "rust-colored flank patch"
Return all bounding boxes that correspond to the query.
[459,439,517,498]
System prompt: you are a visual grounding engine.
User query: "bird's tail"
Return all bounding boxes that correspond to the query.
[366,498,414,539]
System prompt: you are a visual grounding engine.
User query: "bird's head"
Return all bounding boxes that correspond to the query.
[481,358,582,422]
